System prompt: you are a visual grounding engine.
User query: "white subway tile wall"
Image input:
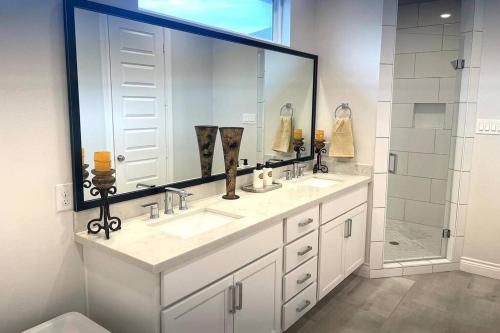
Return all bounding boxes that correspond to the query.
[396,30,443,53]
[430,179,447,204]
[394,53,415,78]
[374,138,390,173]
[390,150,408,174]
[371,208,386,242]
[415,51,458,78]
[439,77,458,103]
[397,3,418,28]
[419,0,461,25]
[391,104,414,127]
[373,173,388,207]
[371,0,398,269]
[414,104,446,128]
[383,0,398,26]
[381,25,397,64]
[376,102,392,137]
[393,78,440,103]
[388,174,432,201]
[390,128,436,153]
[387,197,405,220]
[404,200,445,227]
[379,64,395,101]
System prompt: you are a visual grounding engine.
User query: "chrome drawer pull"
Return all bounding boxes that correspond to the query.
[297,246,313,256]
[296,300,311,313]
[235,282,243,311]
[229,285,236,313]
[297,273,312,285]
[298,218,314,227]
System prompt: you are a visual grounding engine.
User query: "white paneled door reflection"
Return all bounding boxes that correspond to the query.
[108,17,168,193]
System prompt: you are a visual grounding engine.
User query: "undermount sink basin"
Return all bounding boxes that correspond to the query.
[148,208,243,239]
[298,177,341,188]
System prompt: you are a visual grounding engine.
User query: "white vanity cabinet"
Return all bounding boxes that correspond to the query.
[80,179,371,333]
[281,184,368,329]
[83,222,283,333]
[318,203,368,300]
[162,250,282,333]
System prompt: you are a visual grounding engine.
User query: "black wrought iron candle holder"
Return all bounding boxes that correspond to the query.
[87,169,121,239]
[83,163,91,189]
[293,138,306,160]
[313,140,329,173]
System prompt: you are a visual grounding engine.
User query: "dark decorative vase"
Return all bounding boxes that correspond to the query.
[195,125,218,178]
[219,127,244,200]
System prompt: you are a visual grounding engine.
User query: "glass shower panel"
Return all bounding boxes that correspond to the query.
[385,0,463,262]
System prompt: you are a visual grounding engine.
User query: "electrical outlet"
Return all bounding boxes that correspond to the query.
[56,183,73,212]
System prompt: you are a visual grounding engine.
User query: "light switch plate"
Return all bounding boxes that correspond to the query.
[476,119,500,135]
[56,183,73,212]
[242,113,257,124]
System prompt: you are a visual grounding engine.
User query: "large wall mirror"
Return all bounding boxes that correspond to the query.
[65,0,317,210]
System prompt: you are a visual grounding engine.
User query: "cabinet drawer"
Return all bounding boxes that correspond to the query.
[321,185,368,224]
[283,256,317,302]
[282,282,317,331]
[285,205,319,243]
[284,230,318,273]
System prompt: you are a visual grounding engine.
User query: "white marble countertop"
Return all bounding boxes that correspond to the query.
[74,173,371,273]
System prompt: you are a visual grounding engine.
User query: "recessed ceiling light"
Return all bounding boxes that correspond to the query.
[440,13,452,19]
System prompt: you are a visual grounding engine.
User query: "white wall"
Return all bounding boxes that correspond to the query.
[0,1,86,332]
[463,0,500,266]
[292,0,383,166]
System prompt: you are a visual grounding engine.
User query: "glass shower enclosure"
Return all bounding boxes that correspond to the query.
[384,0,464,262]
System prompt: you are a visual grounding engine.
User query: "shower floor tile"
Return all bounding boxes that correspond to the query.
[384,220,443,262]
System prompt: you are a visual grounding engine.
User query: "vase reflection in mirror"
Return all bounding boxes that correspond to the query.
[219,127,244,200]
[194,125,218,178]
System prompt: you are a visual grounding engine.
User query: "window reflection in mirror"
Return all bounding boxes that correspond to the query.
[74,8,314,202]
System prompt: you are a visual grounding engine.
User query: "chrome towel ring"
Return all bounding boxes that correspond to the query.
[334,103,352,119]
[280,103,294,117]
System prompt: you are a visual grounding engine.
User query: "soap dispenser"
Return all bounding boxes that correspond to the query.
[263,162,273,186]
[253,163,264,189]
[238,158,249,169]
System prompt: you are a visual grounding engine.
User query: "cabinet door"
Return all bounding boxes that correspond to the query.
[161,276,233,333]
[318,220,344,300]
[343,203,368,276]
[233,250,282,333]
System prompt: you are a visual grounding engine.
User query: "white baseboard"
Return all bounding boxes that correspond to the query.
[460,257,500,280]
[354,263,370,278]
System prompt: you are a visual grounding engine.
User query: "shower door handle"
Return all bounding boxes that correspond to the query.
[389,153,398,174]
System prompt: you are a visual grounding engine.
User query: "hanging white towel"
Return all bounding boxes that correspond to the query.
[329,117,355,158]
[272,115,292,153]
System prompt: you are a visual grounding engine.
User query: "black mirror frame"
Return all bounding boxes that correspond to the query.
[63,0,318,211]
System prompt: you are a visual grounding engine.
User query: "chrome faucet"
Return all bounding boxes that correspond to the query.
[141,202,159,220]
[164,187,192,214]
[293,162,307,178]
[282,162,307,180]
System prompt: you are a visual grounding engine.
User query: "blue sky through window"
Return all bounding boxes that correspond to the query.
[138,0,274,40]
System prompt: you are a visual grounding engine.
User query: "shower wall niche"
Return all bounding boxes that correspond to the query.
[385,0,462,262]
